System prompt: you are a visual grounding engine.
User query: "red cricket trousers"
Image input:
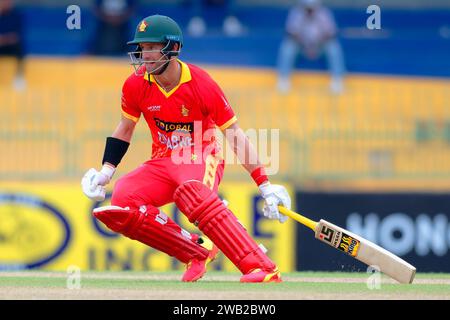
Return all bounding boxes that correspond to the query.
[111,154,224,210]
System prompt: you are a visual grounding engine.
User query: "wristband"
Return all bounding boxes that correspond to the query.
[251,167,269,186]
[102,137,130,167]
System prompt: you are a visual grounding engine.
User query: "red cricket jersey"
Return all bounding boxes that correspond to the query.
[121,60,237,161]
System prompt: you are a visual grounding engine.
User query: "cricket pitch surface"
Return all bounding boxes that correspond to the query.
[0,271,449,300]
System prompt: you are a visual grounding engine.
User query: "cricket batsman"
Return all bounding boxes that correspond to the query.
[81,15,291,282]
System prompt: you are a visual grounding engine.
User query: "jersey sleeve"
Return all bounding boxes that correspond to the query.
[121,76,141,122]
[202,78,237,130]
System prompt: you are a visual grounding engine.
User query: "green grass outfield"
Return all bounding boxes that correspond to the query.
[0,271,449,300]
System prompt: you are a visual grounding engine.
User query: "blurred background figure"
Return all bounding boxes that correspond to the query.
[89,0,137,56]
[186,0,244,37]
[0,0,25,91]
[276,0,345,94]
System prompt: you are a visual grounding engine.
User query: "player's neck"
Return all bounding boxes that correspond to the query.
[154,59,181,92]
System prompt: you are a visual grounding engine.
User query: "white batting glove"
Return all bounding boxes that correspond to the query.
[81,165,115,201]
[258,182,291,223]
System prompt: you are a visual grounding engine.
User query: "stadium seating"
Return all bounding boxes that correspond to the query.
[2,56,450,190]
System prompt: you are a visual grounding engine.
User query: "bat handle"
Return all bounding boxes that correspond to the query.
[278,206,318,231]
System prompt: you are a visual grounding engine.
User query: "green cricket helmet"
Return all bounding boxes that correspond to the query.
[128,15,183,75]
[128,15,183,48]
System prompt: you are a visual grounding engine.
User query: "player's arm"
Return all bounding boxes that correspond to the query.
[223,122,262,177]
[223,122,291,223]
[81,116,135,201]
[111,116,137,143]
[102,115,136,168]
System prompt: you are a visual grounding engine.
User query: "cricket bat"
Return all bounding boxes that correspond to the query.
[278,206,416,284]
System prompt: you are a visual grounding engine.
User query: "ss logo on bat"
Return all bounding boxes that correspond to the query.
[320,226,335,243]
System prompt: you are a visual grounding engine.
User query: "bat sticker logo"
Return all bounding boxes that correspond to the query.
[338,234,361,257]
[319,225,335,243]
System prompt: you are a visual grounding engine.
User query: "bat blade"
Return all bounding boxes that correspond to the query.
[316,219,416,284]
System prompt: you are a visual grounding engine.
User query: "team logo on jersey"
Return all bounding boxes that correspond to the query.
[181,105,189,117]
[139,20,148,32]
[154,118,193,133]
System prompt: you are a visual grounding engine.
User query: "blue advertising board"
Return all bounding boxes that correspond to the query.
[295,192,450,272]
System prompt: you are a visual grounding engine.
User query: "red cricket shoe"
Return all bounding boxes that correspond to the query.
[182,236,219,282]
[240,268,282,283]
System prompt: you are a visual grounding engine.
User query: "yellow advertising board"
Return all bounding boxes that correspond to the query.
[0,182,294,273]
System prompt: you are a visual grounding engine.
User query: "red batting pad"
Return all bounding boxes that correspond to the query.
[173,181,276,274]
[93,205,209,263]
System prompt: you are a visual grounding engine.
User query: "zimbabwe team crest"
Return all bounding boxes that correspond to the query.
[139,20,148,32]
[181,105,189,117]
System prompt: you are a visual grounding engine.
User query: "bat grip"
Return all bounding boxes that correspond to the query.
[278,206,318,231]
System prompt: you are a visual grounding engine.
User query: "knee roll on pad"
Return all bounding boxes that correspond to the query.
[93,205,208,263]
[174,180,276,274]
